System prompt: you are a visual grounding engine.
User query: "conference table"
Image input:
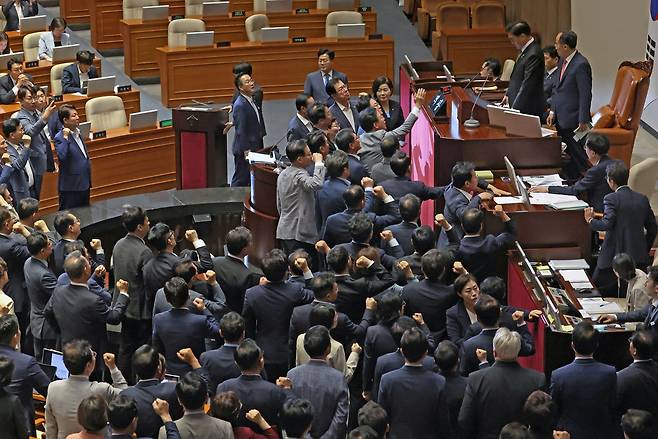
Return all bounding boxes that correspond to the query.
[156,35,394,106]
[120,9,377,79]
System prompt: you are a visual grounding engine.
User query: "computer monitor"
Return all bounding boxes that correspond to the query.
[0,52,24,69]
[52,44,80,64]
[516,175,530,205]
[79,121,91,139]
[202,1,229,16]
[19,15,47,33]
[86,76,116,97]
[43,348,69,380]
[129,110,158,132]
[336,23,365,39]
[442,65,455,83]
[265,0,292,13]
[141,5,169,21]
[503,155,521,195]
[39,363,57,381]
[185,31,215,48]
[504,111,555,138]
[328,0,353,10]
[261,27,289,42]
[486,104,519,128]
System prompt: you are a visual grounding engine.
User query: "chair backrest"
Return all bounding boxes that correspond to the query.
[167,18,205,47]
[253,0,266,12]
[85,96,128,132]
[23,31,45,62]
[245,14,269,42]
[325,11,363,38]
[436,2,470,33]
[471,1,505,28]
[186,0,220,16]
[500,58,515,81]
[123,0,159,20]
[50,62,73,96]
[629,158,658,199]
[608,61,652,131]
[420,0,452,13]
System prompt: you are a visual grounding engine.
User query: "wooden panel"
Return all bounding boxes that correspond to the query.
[7,28,48,54]
[156,36,394,106]
[22,58,102,90]
[90,0,124,52]
[40,126,176,213]
[230,0,330,12]
[60,0,91,24]
[162,0,186,16]
[121,10,376,79]
[439,28,517,74]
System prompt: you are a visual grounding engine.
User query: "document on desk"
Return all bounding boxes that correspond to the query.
[549,259,590,271]
[528,193,579,205]
[559,269,590,283]
[247,152,275,165]
[493,196,524,205]
[580,297,624,315]
[523,174,564,187]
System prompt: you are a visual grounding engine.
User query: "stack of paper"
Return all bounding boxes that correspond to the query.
[529,193,580,205]
[494,196,524,205]
[580,297,624,315]
[560,270,589,283]
[247,152,275,165]
[523,174,564,187]
[549,259,590,270]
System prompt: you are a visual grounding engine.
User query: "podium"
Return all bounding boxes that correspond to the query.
[173,105,229,189]
[243,163,279,265]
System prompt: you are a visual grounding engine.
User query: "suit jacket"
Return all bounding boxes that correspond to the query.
[506,40,545,116]
[54,129,91,192]
[551,51,593,129]
[243,281,314,366]
[544,67,559,107]
[61,64,99,94]
[152,308,219,376]
[2,0,38,31]
[372,350,435,402]
[617,360,658,418]
[459,361,544,439]
[6,141,37,203]
[333,273,394,324]
[316,177,349,232]
[0,344,50,433]
[379,365,452,439]
[384,221,418,256]
[23,257,58,340]
[441,370,467,437]
[212,255,262,313]
[276,164,326,244]
[112,233,153,320]
[335,240,404,273]
[381,99,404,131]
[347,154,369,185]
[439,184,488,246]
[329,100,360,132]
[0,73,32,104]
[158,411,233,439]
[589,186,657,269]
[460,326,535,376]
[200,344,243,395]
[446,301,474,347]
[616,302,658,332]
[0,389,28,439]
[370,158,396,185]
[287,114,313,142]
[232,93,265,155]
[16,107,55,175]
[120,379,184,438]
[303,69,347,106]
[51,238,73,277]
[287,360,349,439]
[402,278,459,341]
[380,175,445,202]
[38,31,71,60]
[550,358,618,439]
[456,219,517,282]
[359,111,418,171]
[549,154,613,212]
[0,233,30,312]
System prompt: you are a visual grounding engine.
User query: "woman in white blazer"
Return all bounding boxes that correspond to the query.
[38,17,70,61]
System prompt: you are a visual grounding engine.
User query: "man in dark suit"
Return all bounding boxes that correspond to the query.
[54,105,91,209]
[542,45,560,117]
[378,327,452,439]
[530,133,613,212]
[585,162,657,293]
[380,151,445,204]
[327,78,359,132]
[503,21,545,117]
[456,206,516,283]
[458,327,545,439]
[231,72,266,187]
[61,50,99,94]
[384,194,422,256]
[316,150,351,232]
[616,330,658,418]
[435,340,467,435]
[119,345,184,438]
[370,136,398,184]
[550,321,618,439]
[51,210,82,276]
[303,48,347,106]
[242,249,314,380]
[200,312,247,395]
[548,31,593,178]
[2,0,39,32]
[0,58,32,104]
[3,118,37,204]
[23,231,57,361]
[334,128,369,185]
[287,93,314,142]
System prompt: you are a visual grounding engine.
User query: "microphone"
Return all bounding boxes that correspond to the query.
[462,61,488,90]
[463,74,490,129]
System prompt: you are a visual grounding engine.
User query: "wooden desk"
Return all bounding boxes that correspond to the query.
[0,90,140,123]
[156,36,394,106]
[434,28,517,74]
[39,125,176,213]
[60,0,91,25]
[23,58,103,90]
[120,10,376,79]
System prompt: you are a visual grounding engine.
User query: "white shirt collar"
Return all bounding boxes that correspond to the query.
[547,66,558,76]
[337,101,351,112]
[456,187,473,201]
[296,113,311,126]
[564,50,577,64]
[520,37,535,53]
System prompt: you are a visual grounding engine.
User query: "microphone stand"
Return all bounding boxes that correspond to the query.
[463,74,490,129]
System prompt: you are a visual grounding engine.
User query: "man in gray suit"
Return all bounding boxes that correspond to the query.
[287,325,349,438]
[358,88,426,171]
[15,86,57,199]
[158,371,233,439]
[276,139,326,265]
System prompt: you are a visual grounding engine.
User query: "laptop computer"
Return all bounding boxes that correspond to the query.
[52,44,80,64]
[141,5,169,21]
[79,121,91,139]
[504,111,555,138]
[504,155,521,195]
[442,65,455,83]
[336,23,365,39]
[261,27,289,42]
[86,76,116,96]
[202,1,229,16]
[328,0,353,10]
[129,110,158,132]
[43,348,70,380]
[185,31,214,48]
[39,363,57,381]
[0,52,24,68]
[487,104,519,128]
[19,15,48,33]
[266,0,292,13]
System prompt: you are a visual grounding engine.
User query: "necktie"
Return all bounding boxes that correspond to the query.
[323,73,330,86]
[19,145,34,187]
[559,60,568,82]
[646,304,657,326]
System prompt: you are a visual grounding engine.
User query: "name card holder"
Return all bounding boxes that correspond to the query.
[92,130,107,140]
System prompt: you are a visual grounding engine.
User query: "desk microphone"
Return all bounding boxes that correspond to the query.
[463,74,490,129]
[462,61,488,90]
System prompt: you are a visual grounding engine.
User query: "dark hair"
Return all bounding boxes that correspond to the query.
[572,321,599,355]
[411,226,436,255]
[451,161,475,188]
[234,339,262,371]
[16,197,39,220]
[26,231,49,256]
[454,273,478,296]
[0,32,10,54]
[474,293,500,327]
[307,102,328,125]
[261,249,288,282]
[480,276,506,302]
[54,210,76,235]
[50,17,68,31]
[174,259,198,284]
[348,425,379,439]
[6,57,21,71]
[317,48,335,59]
[63,339,93,375]
[483,57,502,77]
[462,207,484,234]
[146,222,172,251]
[108,395,138,430]
[0,315,18,346]
[226,226,252,256]
[234,72,250,90]
[377,290,403,326]
[17,86,32,101]
[523,391,556,434]
[343,185,365,209]
[280,399,314,437]
[77,395,108,433]
[164,277,189,308]
[64,250,88,279]
[499,422,530,439]
[176,371,208,410]
[400,327,428,362]
[371,75,394,97]
[542,45,558,59]
[621,409,655,439]
[630,330,656,360]
[309,304,336,329]
[612,253,637,282]
[348,212,373,242]
[295,93,311,111]
[303,325,331,358]
[0,354,13,387]
[326,150,349,178]
[288,249,311,276]
[325,77,345,96]
[505,21,531,36]
[606,160,629,186]
[121,205,147,233]
[76,50,95,65]
[132,344,160,380]
[0,257,6,279]
[558,31,578,49]
[585,132,610,155]
[335,128,356,152]
[310,272,336,300]
[0,207,11,228]
[307,130,328,155]
[380,136,399,158]
[63,241,85,259]
[286,139,308,163]
[58,104,77,124]
[356,94,372,113]
[359,108,379,132]
[649,265,658,284]
[389,151,411,177]
[358,401,388,438]
[210,391,241,425]
[327,245,349,273]
[435,340,459,371]
[399,194,421,222]
[220,312,245,343]
[421,249,450,281]
[2,118,19,138]
[232,61,252,76]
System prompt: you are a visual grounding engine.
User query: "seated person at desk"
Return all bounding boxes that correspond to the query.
[530,133,613,212]
[39,17,70,61]
[327,78,359,132]
[479,57,501,81]
[0,58,32,104]
[613,253,651,312]
[304,48,347,107]
[2,0,38,32]
[62,50,98,94]
[54,105,91,210]
[0,32,11,55]
[372,76,404,132]
[287,93,315,142]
